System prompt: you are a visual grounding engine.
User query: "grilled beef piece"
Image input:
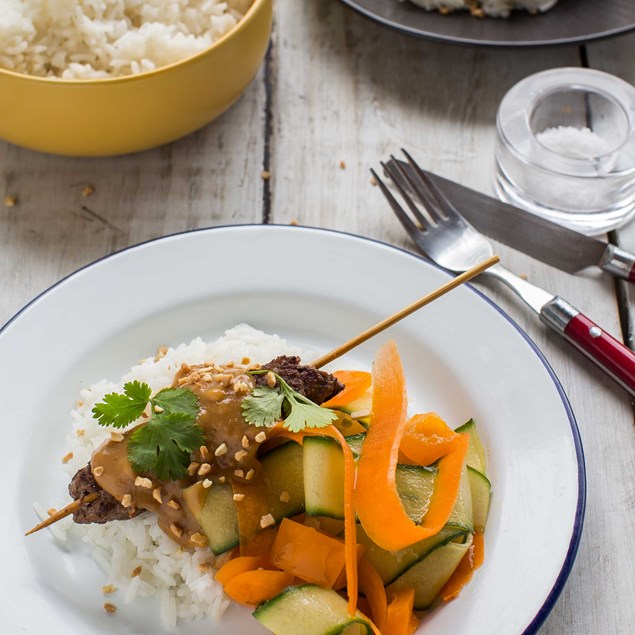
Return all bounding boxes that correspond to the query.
[257,356,344,405]
[68,464,138,524]
[68,359,343,524]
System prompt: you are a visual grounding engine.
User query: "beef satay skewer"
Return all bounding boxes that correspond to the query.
[25,493,100,536]
[25,255,498,537]
[311,255,499,368]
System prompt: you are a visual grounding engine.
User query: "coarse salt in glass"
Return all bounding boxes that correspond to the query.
[494,68,635,235]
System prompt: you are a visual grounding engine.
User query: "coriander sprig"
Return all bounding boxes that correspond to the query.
[241,371,337,432]
[92,383,203,481]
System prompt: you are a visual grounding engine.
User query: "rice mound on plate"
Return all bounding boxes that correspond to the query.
[407,0,558,17]
[39,324,314,628]
[0,0,252,79]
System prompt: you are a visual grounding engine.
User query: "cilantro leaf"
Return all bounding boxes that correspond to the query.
[242,371,337,432]
[241,386,285,427]
[127,412,206,481]
[92,381,152,428]
[152,387,199,418]
[282,399,338,432]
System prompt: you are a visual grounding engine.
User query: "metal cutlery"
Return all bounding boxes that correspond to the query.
[372,151,635,396]
[391,161,635,283]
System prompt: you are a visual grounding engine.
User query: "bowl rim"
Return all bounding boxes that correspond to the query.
[0,0,270,86]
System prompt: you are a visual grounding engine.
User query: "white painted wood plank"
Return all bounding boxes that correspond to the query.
[0,72,267,326]
[270,4,633,634]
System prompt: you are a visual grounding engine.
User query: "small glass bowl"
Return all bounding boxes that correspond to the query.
[494,68,635,235]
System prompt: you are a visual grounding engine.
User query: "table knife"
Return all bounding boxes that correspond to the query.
[393,160,635,283]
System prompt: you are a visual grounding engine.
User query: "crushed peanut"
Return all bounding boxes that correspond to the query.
[3,195,17,207]
[198,463,212,476]
[202,479,213,489]
[234,449,248,462]
[102,584,117,594]
[134,476,153,489]
[260,513,275,529]
[245,468,255,481]
[154,405,164,413]
[370,175,378,186]
[167,499,181,510]
[234,469,245,478]
[187,461,200,476]
[47,508,58,516]
[339,160,347,170]
[261,170,272,181]
[233,493,245,502]
[170,523,183,538]
[255,431,267,443]
[131,566,142,577]
[241,357,250,365]
[81,184,95,197]
[155,345,169,361]
[214,443,228,457]
[191,532,208,547]
[233,381,250,395]
[62,452,73,464]
[110,431,125,442]
[104,603,117,614]
[199,445,209,459]
[121,494,132,508]
[93,466,104,477]
[76,429,85,437]
[214,373,232,386]
[279,490,290,503]
[218,476,226,483]
[289,218,299,226]
[241,435,250,449]
[265,371,277,388]
[152,487,163,504]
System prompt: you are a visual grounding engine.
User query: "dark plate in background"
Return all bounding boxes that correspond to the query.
[340,0,635,47]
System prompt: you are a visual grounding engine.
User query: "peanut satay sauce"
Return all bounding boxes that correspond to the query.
[90,362,265,548]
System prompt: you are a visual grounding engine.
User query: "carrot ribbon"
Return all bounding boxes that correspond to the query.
[355,341,468,552]
[400,412,461,466]
[322,370,372,408]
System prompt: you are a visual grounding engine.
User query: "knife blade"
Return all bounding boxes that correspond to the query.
[392,160,635,283]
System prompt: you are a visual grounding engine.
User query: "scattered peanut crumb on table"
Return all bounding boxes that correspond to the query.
[339,160,346,170]
[289,218,299,226]
[3,195,17,207]
[103,603,117,614]
[370,176,378,186]
[81,184,95,197]
[261,170,271,181]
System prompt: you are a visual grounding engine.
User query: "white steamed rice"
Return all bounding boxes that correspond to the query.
[0,0,251,79]
[407,0,559,17]
[41,324,314,627]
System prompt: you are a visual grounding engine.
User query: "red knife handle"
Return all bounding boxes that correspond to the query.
[600,244,635,284]
[541,297,635,396]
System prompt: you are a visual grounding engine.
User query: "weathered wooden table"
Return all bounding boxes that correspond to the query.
[1,3,633,633]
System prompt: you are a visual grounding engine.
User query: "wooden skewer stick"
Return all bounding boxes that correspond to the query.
[25,492,99,536]
[311,255,500,369]
[27,255,499,537]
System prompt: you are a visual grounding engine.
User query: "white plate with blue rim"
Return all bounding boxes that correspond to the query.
[0,225,584,634]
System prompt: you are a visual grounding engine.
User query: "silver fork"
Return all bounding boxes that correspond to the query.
[372,150,635,396]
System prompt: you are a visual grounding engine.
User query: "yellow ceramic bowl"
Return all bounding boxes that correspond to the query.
[0,0,272,156]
